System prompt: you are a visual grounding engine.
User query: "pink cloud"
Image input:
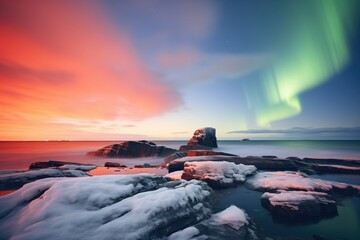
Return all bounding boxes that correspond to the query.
[0,1,181,139]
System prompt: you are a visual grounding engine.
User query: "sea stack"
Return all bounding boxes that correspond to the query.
[187,127,218,148]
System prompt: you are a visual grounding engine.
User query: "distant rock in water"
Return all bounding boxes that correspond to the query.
[242,138,250,141]
[87,140,176,158]
[186,127,218,149]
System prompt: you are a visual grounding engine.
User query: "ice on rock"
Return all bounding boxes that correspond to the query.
[248,171,360,195]
[0,174,213,240]
[182,161,256,188]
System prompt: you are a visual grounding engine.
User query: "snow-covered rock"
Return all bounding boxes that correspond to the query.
[168,205,260,240]
[0,174,213,240]
[261,190,337,219]
[248,171,360,195]
[0,168,89,190]
[182,161,256,188]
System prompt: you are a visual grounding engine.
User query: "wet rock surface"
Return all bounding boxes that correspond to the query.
[87,140,176,158]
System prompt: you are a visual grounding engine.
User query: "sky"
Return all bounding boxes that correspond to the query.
[0,0,359,140]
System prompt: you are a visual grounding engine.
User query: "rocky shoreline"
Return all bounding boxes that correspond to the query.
[0,127,359,240]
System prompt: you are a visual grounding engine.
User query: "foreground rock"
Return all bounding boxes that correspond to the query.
[169,205,262,240]
[247,171,360,196]
[0,169,89,190]
[182,127,218,150]
[180,161,256,188]
[87,140,176,158]
[168,155,297,173]
[0,174,213,240]
[261,190,338,220]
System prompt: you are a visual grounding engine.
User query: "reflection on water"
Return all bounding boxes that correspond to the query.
[213,180,360,240]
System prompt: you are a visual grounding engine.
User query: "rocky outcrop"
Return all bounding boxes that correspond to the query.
[168,155,298,173]
[87,141,176,158]
[261,190,338,220]
[186,127,218,148]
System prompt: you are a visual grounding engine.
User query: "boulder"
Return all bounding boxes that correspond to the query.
[87,141,176,158]
[187,127,218,148]
[261,190,338,220]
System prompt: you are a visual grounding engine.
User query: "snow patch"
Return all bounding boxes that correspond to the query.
[209,205,249,230]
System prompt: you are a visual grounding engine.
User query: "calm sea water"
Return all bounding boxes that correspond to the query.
[0,140,359,170]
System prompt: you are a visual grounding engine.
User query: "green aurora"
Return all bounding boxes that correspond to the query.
[245,0,358,127]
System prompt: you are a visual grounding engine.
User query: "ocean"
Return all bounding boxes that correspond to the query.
[0,140,359,170]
